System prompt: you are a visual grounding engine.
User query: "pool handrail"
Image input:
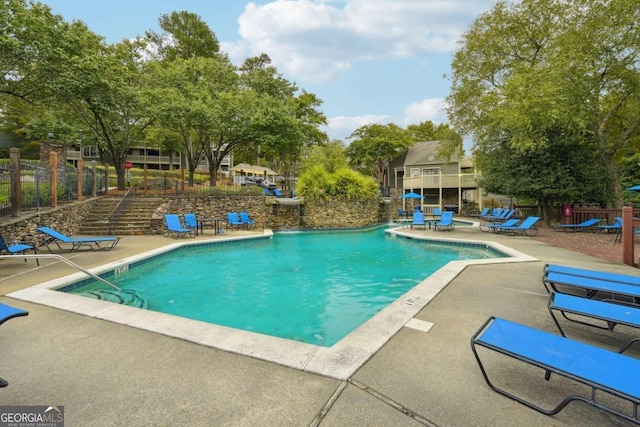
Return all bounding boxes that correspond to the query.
[0,254,121,291]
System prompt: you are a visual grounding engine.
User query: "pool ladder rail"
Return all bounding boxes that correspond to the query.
[0,254,148,309]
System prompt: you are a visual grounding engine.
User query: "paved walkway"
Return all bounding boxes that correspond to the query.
[1,225,639,426]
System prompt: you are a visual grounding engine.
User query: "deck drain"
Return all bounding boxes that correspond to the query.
[404,318,434,333]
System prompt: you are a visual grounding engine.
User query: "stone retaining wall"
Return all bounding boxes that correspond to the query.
[0,199,98,246]
[2,196,392,243]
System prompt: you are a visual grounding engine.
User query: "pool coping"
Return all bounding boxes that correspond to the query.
[8,227,537,380]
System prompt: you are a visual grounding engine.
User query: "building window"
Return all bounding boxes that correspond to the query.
[423,168,440,175]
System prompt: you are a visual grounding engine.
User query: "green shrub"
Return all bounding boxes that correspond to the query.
[297,166,378,201]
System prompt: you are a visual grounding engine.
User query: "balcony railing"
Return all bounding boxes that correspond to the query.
[403,173,479,189]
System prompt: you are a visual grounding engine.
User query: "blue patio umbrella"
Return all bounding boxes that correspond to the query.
[400,191,424,199]
[627,185,640,191]
[400,191,423,212]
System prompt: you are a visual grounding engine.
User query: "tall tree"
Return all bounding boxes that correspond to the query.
[0,0,76,103]
[148,56,237,185]
[346,123,413,184]
[145,10,220,60]
[446,0,640,209]
[477,128,612,222]
[406,121,463,159]
[304,140,348,173]
[236,55,327,187]
[54,38,156,189]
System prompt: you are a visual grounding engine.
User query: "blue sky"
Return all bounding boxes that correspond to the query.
[42,0,497,145]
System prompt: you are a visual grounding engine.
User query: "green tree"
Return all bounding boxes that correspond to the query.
[446,0,640,209]
[145,10,220,60]
[235,55,327,188]
[477,129,612,222]
[406,121,464,159]
[346,123,413,184]
[54,39,156,189]
[304,140,348,173]
[0,0,73,103]
[148,56,238,186]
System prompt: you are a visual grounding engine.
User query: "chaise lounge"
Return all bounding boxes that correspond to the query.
[494,216,540,236]
[227,212,244,230]
[547,291,640,353]
[410,211,426,230]
[552,218,601,232]
[37,226,119,252]
[472,316,640,424]
[433,210,454,231]
[0,302,29,387]
[0,234,39,265]
[163,214,195,239]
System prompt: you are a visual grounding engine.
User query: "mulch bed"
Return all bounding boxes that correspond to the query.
[531,226,640,265]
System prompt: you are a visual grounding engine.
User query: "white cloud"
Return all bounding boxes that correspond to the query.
[402,98,448,126]
[220,40,251,65]
[237,0,493,83]
[325,114,393,141]
[324,98,449,142]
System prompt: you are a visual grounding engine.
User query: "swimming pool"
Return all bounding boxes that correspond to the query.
[9,227,537,379]
[59,227,505,346]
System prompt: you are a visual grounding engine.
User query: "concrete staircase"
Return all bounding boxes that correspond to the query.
[78,197,164,236]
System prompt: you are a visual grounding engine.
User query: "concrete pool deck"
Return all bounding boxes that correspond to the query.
[1,224,639,426]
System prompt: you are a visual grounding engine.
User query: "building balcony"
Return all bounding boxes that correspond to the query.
[403,173,479,190]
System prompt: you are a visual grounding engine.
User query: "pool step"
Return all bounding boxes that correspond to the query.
[80,289,148,309]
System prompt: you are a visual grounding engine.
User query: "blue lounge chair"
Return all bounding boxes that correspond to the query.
[481,208,503,220]
[544,263,640,287]
[432,207,441,217]
[433,210,454,231]
[0,234,38,265]
[595,217,622,234]
[397,207,408,218]
[543,271,640,302]
[163,214,195,239]
[472,316,640,424]
[239,212,256,228]
[547,292,640,353]
[183,213,199,236]
[0,302,29,387]
[471,207,490,218]
[480,218,519,233]
[410,211,426,230]
[272,189,283,197]
[495,216,540,236]
[553,218,601,232]
[37,226,119,252]
[227,212,243,230]
[483,209,515,222]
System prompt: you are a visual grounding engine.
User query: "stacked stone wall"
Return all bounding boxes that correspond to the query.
[0,199,97,246]
[1,195,392,242]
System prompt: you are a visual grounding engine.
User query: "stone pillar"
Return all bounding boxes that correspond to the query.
[622,205,634,266]
[9,148,21,217]
[50,151,58,208]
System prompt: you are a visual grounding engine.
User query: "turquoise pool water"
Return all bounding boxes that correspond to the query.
[62,227,506,346]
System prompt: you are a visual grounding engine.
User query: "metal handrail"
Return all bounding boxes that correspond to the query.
[0,254,120,291]
[108,186,136,234]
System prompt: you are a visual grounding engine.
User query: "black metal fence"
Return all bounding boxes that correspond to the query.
[0,161,108,219]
